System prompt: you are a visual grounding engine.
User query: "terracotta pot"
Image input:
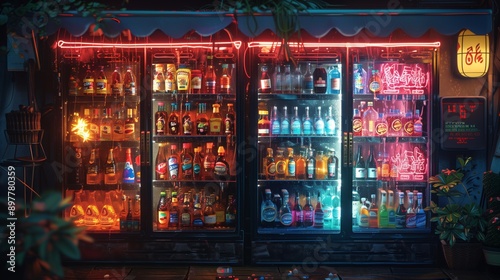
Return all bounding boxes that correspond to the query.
[442,242,483,270]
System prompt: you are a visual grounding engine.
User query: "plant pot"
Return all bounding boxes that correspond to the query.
[483,246,500,266]
[442,242,484,270]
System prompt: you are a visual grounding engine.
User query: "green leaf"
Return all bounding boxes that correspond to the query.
[47,249,64,277]
[55,236,81,259]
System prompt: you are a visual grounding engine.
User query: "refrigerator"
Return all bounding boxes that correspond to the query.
[247,41,438,265]
[57,35,244,263]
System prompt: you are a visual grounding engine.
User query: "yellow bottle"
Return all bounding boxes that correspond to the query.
[315,150,327,179]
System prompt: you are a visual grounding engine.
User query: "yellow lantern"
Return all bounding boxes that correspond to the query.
[457,29,490,78]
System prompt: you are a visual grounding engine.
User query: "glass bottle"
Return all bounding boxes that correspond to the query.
[193,147,202,180]
[413,109,423,137]
[168,103,180,135]
[325,105,336,136]
[123,148,135,184]
[168,144,180,180]
[181,142,194,180]
[387,190,396,228]
[359,197,369,227]
[203,142,216,180]
[315,150,327,180]
[258,109,270,136]
[353,63,366,94]
[225,194,237,227]
[123,66,136,96]
[327,149,339,179]
[291,106,302,135]
[313,192,324,228]
[82,64,95,95]
[209,103,222,135]
[303,192,314,227]
[378,190,389,228]
[224,103,236,136]
[180,192,193,228]
[182,102,194,135]
[313,65,327,93]
[352,108,362,137]
[192,192,204,228]
[196,103,209,135]
[306,148,316,180]
[191,69,202,94]
[395,191,407,229]
[275,148,287,180]
[70,191,85,226]
[280,106,290,135]
[286,147,296,179]
[95,65,108,95]
[157,191,169,230]
[332,185,341,227]
[403,112,414,136]
[205,65,216,94]
[272,64,282,93]
[293,192,303,227]
[104,148,117,185]
[261,189,277,228]
[366,145,377,180]
[203,194,217,227]
[354,145,366,179]
[329,64,341,94]
[368,69,382,94]
[84,191,100,226]
[314,106,325,135]
[165,64,176,93]
[86,148,100,185]
[153,64,165,93]
[271,105,281,135]
[68,66,80,95]
[368,193,378,228]
[214,146,230,180]
[362,101,378,136]
[220,63,231,94]
[303,62,314,94]
[406,191,416,228]
[292,64,303,94]
[282,64,292,93]
[100,192,117,228]
[259,65,272,93]
[295,150,306,180]
[272,193,282,227]
[100,108,113,141]
[90,108,100,141]
[375,112,388,137]
[416,192,426,228]
[124,108,136,141]
[214,192,226,226]
[265,148,276,180]
[155,144,168,180]
[155,102,167,135]
[168,191,179,229]
[322,188,333,227]
[302,106,313,135]
[279,189,293,227]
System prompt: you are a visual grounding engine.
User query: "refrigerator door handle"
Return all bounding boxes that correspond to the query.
[140,131,150,166]
[343,132,353,167]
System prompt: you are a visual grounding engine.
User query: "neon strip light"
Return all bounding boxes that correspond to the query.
[57,40,242,50]
[247,41,441,48]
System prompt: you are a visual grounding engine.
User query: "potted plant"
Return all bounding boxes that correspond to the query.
[482,170,500,266]
[1,191,93,279]
[425,156,487,269]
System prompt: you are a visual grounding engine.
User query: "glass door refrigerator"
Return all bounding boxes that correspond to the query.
[247,41,438,265]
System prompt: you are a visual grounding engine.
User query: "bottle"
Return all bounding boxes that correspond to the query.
[258,109,270,136]
[292,64,303,93]
[82,64,94,95]
[100,192,117,227]
[168,103,180,135]
[314,192,324,228]
[259,65,271,93]
[134,147,141,183]
[213,193,226,226]
[191,69,202,94]
[362,101,378,136]
[84,191,100,226]
[366,145,377,180]
[279,189,293,227]
[378,190,389,228]
[273,193,283,227]
[224,103,236,136]
[168,144,180,180]
[332,185,341,227]
[387,190,396,228]
[209,103,222,135]
[359,197,369,227]
[168,191,180,229]
[272,64,282,93]
[176,65,191,94]
[375,113,388,137]
[303,192,314,227]
[155,102,167,135]
[403,112,414,136]
[270,106,281,135]
[204,194,217,227]
[293,192,303,227]
[261,189,277,227]
[314,106,325,135]
[95,65,108,95]
[329,64,341,94]
[413,109,423,136]
[368,193,378,228]
[196,103,209,135]
[381,153,390,179]
[104,148,117,185]
[155,144,168,180]
[406,191,416,228]
[286,147,296,179]
[157,191,169,230]
[100,108,113,141]
[203,143,216,180]
[302,106,313,135]
[416,192,426,228]
[219,63,231,94]
[165,64,176,93]
[395,191,407,229]
[153,64,165,93]
[306,148,316,180]
[214,146,230,180]
[204,64,216,94]
[327,149,339,179]
[352,108,362,137]
[313,65,327,93]
[322,188,333,227]
[265,148,276,180]
[180,142,194,180]
[352,190,360,226]
[291,106,302,135]
[280,106,290,135]
[368,69,381,94]
[389,109,403,136]
[90,108,100,141]
[180,192,193,228]
[182,102,194,135]
[192,192,204,228]
[275,149,287,180]
[86,148,100,185]
[113,110,125,141]
[68,146,84,185]
[124,108,136,140]
[315,150,327,180]
[303,63,314,94]
[123,66,136,96]
[354,145,366,179]
[353,63,366,94]
[225,194,237,227]
[282,64,292,93]
[295,150,306,180]
[325,106,336,136]
[193,147,202,180]
[126,197,133,231]
[68,66,80,95]
[69,191,85,226]
[123,148,135,183]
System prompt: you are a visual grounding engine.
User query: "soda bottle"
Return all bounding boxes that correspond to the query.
[416,192,426,228]
[203,142,216,180]
[315,150,327,180]
[314,106,325,135]
[353,63,367,94]
[168,144,180,180]
[155,102,167,135]
[313,65,327,93]
[168,103,180,135]
[265,148,276,180]
[322,188,333,227]
[261,189,277,228]
[214,146,230,180]
[123,66,136,96]
[378,190,389,228]
[306,148,316,180]
[280,106,290,135]
[295,150,306,180]
[406,191,416,228]
[155,144,168,180]
[286,147,296,179]
[180,142,194,180]
[303,192,314,227]
[192,192,204,228]
[329,64,341,94]
[352,108,362,136]
[359,197,369,227]
[387,190,396,228]
[325,106,336,136]
[204,65,216,94]
[291,106,302,135]
[368,193,378,228]
[168,191,180,229]
[182,102,194,135]
[413,109,423,136]
[368,69,382,94]
[196,103,209,135]
[327,149,338,179]
[157,191,169,230]
[332,185,341,227]
[259,65,271,93]
[95,65,108,95]
[193,147,202,180]
[123,148,135,183]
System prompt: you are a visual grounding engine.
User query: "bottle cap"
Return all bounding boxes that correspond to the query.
[183,142,191,149]
[222,64,228,68]
[206,142,213,148]
[158,102,164,106]
[217,146,225,154]
[170,144,177,150]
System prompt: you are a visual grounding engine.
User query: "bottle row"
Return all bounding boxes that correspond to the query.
[261,146,339,181]
[69,64,138,96]
[68,106,139,142]
[258,62,342,94]
[69,190,141,232]
[353,188,426,229]
[258,105,338,136]
[154,101,235,136]
[152,62,236,94]
[156,188,237,230]
[155,142,232,181]
[66,146,140,186]
[260,187,340,229]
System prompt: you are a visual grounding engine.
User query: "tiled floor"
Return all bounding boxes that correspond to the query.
[58,264,500,280]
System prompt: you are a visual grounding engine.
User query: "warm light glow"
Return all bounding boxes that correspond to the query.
[72,117,90,142]
[457,29,490,78]
[247,41,441,49]
[57,40,242,50]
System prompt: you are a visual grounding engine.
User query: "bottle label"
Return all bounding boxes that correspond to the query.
[83,78,94,94]
[271,121,280,135]
[276,161,286,176]
[375,122,388,136]
[288,161,296,176]
[331,78,341,91]
[314,120,325,135]
[156,117,165,134]
[192,76,202,90]
[406,213,416,228]
[281,120,290,134]
[367,167,377,179]
[416,212,426,228]
[181,213,191,226]
[214,162,228,176]
[182,157,193,176]
[314,78,326,88]
[114,123,124,138]
[291,120,301,135]
[266,162,276,178]
[280,212,293,226]
[303,210,314,224]
[104,173,117,185]
[197,121,209,134]
[303,121,312,135]
[205,214,216,225]
[326,119,335,135]
[314,211,324,227]
[177,70,190,91]
[328,162,336,177]
[156,162,167,177]
[355,167,366,179]
[353,118,362,134]
[169,212,179,225]
[101,124,112,140]
[260,79,271,90]
[369,81,380,93]
[193,163,201,176]
[404,121,414,135]
[395,214,406,228]
[96,79,107,94]
[359,213,369,227]
[354,73,364,93]
[391,119,403,133]
[168,157,179,179]
[388,210,396,225]
[166,79,175,92]
[225,213,236,224]
[158,210,168,225]
[193,217,204,227]
[293,210,303,224]
[262,206,277,222]
[414,122,423,135]
[124,123,135,137]
[124,82,136,95]
[307,162,315,179]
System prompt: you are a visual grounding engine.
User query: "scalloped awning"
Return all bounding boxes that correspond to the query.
[45,9,492,38]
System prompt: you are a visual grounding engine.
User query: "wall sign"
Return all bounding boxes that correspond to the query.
[440,96,486,150]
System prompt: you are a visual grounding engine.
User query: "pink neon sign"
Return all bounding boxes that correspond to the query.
[391,145,427,181]
[376,62,431,95]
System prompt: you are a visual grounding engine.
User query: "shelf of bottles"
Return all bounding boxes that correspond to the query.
[151,47,238,232]
[61,50,143,233]
[256,57,343,235]
[350,50,432,234]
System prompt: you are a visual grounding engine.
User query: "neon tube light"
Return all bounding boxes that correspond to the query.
[57,40,242,50]
[247,41,441,48]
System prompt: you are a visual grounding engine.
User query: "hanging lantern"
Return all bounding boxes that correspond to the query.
[457,29,490,78]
